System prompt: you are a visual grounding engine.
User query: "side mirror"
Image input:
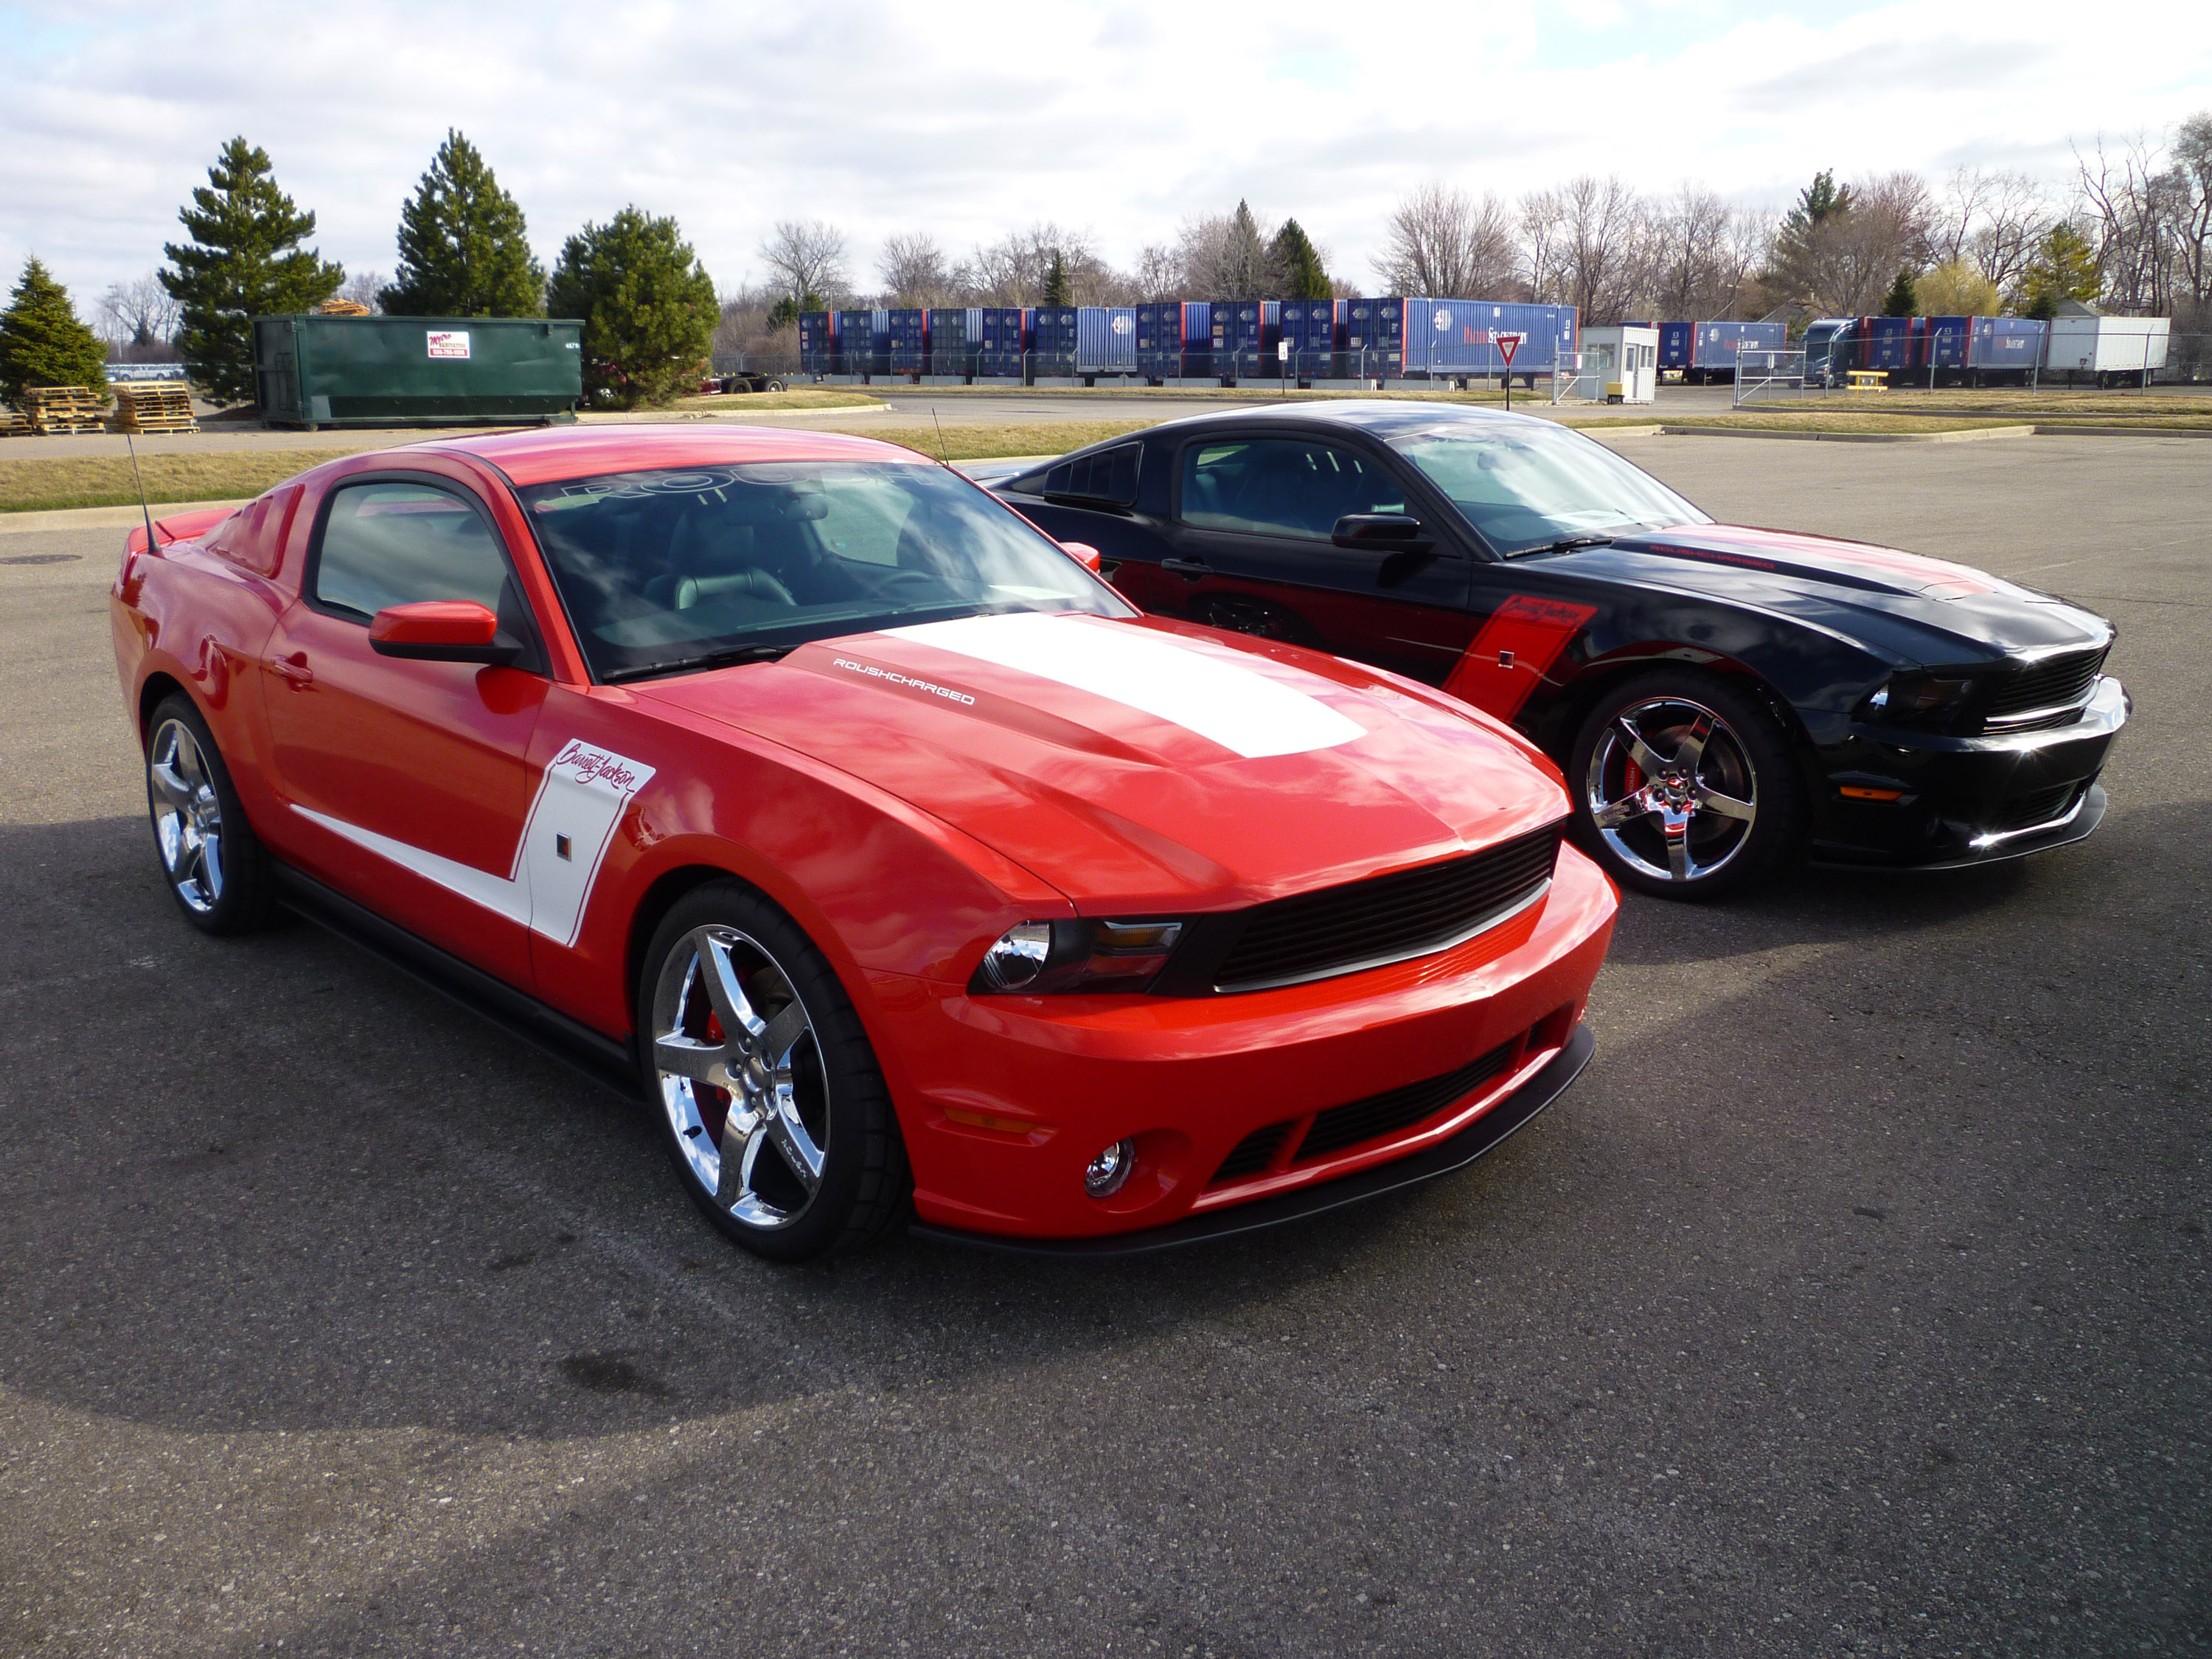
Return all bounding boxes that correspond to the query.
[1060,541,1104,574]
[1332,513,1429,549]
[368,601,520,665]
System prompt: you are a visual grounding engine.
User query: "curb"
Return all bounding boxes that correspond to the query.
[1659,424,2035,444]
[577,403,890,424]
[2031,424,2212,439]
[0,498,250,535]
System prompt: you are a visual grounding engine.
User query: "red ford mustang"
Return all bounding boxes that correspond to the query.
[111,425,1617,1259]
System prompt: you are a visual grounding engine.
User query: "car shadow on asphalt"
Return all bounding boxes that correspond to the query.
[0,814,1524,1444]
[2,799,2179,1446]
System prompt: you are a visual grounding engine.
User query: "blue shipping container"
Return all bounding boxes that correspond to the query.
[974,307,1028,375]
[1032,307,1079,367]
[834,308,888,375]
[1209,299,1281,376]
[1278,299,1343,378]
[799,312,832,373]
[886,308,928,374]
[1402,299,1577,376]
[1343,298,1405,375]
[1925,316,1971,369]
[925,307,980,375]
[1969,316,2044,370]
[1688,320,1784,370]
[1658,321,1692,371]
[1852,316,1916,372]
[1077,307,1138,372]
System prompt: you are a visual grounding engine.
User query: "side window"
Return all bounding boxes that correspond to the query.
[1178,438,1406,540]
[1041,442,1140,505]
[313,480,514,619]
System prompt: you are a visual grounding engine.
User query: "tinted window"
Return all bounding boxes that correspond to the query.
[1178,438,1407,540]
[519,459,1131,682]
[1388,421,1705,556]
[314,481,512,618]
[1040,442,1140,504]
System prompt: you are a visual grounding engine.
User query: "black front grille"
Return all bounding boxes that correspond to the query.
[1293,1040,1515,1162]
[1211,1122,1292,1183]
[1991,783,2080,833]
[1983,647,2107,727]
[1209,823,1562,994]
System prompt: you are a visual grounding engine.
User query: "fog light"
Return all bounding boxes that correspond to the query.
[1084,1138,1137,1198]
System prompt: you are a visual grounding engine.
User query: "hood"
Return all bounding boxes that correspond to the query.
[1559,524,2112,661]
[638,611,1568,914]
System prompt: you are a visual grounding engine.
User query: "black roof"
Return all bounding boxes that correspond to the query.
[1121,398,1548,441]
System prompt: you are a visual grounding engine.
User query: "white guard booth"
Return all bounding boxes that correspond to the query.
[1579,325,1658,404]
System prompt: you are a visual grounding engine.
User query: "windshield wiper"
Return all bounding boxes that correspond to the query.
[602,642,794,684]
[1504,534,1616,559]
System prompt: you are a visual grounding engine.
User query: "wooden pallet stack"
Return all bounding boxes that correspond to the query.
[0,408,31,437]
[111,385,200,434]
[24,386,108,436]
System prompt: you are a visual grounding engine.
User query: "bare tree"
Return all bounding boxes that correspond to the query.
[1764,170,1934,316]
[337,269,386,313]
[956,222,1133,305]
[1376,182,1516,297]
[1551,175,1651,321]
[1134,244,1180,300]
[877,232,955,307]
[2171,112,2212,325]
[759,220,849,302]
[1518,188,1571,304]
[97,273,181,347]
[2074,131,2177,314]
[1964,171,2049,299]
[1174,201,1279,298]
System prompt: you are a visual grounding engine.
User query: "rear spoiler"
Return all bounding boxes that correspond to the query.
[125,504,237,554]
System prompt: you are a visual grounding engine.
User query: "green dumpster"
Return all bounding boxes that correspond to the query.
[251,314,583,429]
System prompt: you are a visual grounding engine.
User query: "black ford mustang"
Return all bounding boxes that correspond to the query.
[988,402,2127,899]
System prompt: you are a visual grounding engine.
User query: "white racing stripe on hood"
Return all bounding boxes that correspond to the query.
[888,612,1365,759]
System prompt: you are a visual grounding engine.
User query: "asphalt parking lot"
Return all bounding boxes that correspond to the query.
[0,434,2204,1658]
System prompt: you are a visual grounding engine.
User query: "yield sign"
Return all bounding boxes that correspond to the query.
[1496,330,1526,366]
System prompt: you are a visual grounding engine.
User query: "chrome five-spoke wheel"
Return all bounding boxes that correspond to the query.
[149,716,227,913]
[651,925,830,1233]
[1585,695,1758,886]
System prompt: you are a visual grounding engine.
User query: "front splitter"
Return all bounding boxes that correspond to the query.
[909,1025,1596,1259]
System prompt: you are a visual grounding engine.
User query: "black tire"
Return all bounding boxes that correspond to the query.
[636,880,911,1262]
[145,693,279,935]
[1565,669,1806,901]
[763,378,788,393]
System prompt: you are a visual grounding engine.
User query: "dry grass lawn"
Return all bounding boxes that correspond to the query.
[0,448,377,513]
[647,388,887,414]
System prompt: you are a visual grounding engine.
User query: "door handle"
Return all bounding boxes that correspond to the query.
[1161,557,1210,579]
[272,653,314,689]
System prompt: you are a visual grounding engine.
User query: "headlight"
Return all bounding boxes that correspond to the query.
[973,918,1186,995]
[1858,672,1979,731]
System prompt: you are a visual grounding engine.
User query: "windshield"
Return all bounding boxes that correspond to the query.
[518,459,1132,681]
[1388,422,1707,557]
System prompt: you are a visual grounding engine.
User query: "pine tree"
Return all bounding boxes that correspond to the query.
[0,258,109,408]
[2021,223,2102,319]
[1269,218,1330,300]
[546,208,717,408]
[161,138,343,405]
[1880,267,1919,317]
[1041,251,1070,307]
[380,131,545,317]
[1786,170,1853,232]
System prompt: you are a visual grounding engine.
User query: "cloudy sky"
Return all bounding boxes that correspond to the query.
[4,0,2209,310]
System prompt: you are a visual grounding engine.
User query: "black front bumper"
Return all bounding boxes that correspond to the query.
[1809,676,2128,869]
[910,1025,1596,1259]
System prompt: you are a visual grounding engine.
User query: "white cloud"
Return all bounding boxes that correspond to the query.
[2,0,2208,305]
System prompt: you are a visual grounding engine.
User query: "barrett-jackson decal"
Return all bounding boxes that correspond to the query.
[295,737,656,947]
[1443,596,1600,722]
